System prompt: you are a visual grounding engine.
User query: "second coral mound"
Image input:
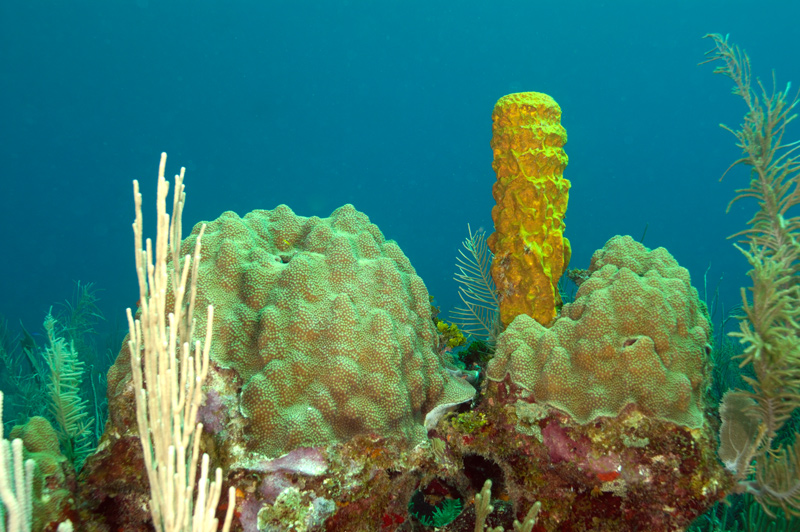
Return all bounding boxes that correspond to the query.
[487,235,712,429]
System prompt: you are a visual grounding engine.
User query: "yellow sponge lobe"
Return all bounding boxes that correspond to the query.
[488,92,571,326]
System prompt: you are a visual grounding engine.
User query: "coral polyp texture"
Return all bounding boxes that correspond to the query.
[487,92,571,327]
[181,203,474,458]
[487,235,712,428]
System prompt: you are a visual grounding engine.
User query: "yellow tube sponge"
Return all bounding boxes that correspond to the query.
[487,92,571,326]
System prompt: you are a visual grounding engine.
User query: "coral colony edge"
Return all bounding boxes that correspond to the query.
[1,34,800,532]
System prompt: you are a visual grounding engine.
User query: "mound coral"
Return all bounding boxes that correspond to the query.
[177,203,475,458]
[91,202,476,530]
[6,415,74,531]
[487,235,712,428]
[487,92,571,327]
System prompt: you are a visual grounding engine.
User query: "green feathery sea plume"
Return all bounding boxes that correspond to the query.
[703,32,800,517]
[450,224,501,343]
[43,311,93,470]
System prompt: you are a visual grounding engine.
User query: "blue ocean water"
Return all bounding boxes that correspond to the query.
[1,0,798,342]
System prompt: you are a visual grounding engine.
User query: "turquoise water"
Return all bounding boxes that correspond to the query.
[1,3,800,529]
[2,0,798,335]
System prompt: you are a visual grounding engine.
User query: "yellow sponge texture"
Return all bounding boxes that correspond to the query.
[488,92,571,326]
